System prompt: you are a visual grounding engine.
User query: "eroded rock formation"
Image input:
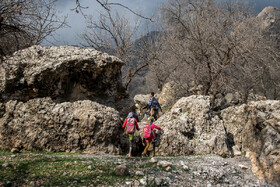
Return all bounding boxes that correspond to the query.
[0,45,126,107]
[0,98,122,154]
[152,95,279,186]
[154,95,230,156]
[0,45,126,154]
[222,101,280,186]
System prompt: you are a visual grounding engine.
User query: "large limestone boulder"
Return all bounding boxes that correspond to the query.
[154,95,230,156]
[153,95,279,186]
[0,45,128,154]
[221,101,280,186]
[0,45,126,108]
[0,98,122,153]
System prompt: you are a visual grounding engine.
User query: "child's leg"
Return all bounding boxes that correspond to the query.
[144,141,150,153]
[128,139,133,155]
[128,134,134,156]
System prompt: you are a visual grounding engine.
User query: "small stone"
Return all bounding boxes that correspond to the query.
[166,166,172,171]
[171,108,182,114]
[11,155,16,158]
[88,165,95,170]
[134,180,140,187]
[183,165,189,170]
[125,181,132,185]
[115,165,129,176]
[155,178,162,185]
[135,171,145,176]
[62,172,67,176]
[157,161,172,167]
[232,145,242,156]
[180,161,185,166]
[2,163,9,167]
[239,164,248,169]
[140,178,147,186]
[30,181,35,186]
[150,157,158,163]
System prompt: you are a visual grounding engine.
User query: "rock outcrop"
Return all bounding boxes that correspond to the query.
[221,101,280,186]
[154,95,230,156]
[152,95,279,186]
[0,98,122,154]
[0,45,126,154]
[0,45,126,108]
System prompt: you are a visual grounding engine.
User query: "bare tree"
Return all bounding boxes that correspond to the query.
[73,0,153,21]
[150,0,279,106]
[81,8,158,92]
[0,0,66,58]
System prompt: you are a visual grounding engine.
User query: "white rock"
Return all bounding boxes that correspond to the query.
[155,178,162,185]
[125,181,132,185]
[30,181,35,186]
[171,108,182,114]
[239,164,249,169]
[135,171,145,176]
[166,166,172,171]
[62,172,67,176]
[2,163,9,167]
[150,157,158,163]
[183,165,189,170]
[88,165,95,170]
[140,178,147,185]
[157,161,172,167]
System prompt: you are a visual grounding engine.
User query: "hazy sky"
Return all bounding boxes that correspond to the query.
[45,0,280,46]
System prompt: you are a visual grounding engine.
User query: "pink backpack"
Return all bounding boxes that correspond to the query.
[143,124,153,138]
[126,118,135,133]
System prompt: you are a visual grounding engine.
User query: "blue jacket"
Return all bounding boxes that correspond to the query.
[148,97,161,110]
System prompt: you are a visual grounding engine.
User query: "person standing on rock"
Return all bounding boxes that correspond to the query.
[142,117,163,157]
[143,92,162,120]
[122,112,139,157]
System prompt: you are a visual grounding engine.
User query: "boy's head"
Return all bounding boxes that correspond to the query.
[149,92,155,98]
[147,117,154,124]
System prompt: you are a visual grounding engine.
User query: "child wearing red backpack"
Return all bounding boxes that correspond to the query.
[122,112,139,157]
[142,117,163,157]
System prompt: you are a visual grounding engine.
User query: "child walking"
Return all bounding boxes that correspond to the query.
[122,112,139,157]
[142,117,163,157]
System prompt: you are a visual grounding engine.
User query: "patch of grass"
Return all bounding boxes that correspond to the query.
[0,154,136,186]
[0,150,13,156]
[138,162,156,169]
[162,105,172,113]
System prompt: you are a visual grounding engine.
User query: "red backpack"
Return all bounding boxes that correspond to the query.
[126,118,135,133]
[143,124,153,139]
